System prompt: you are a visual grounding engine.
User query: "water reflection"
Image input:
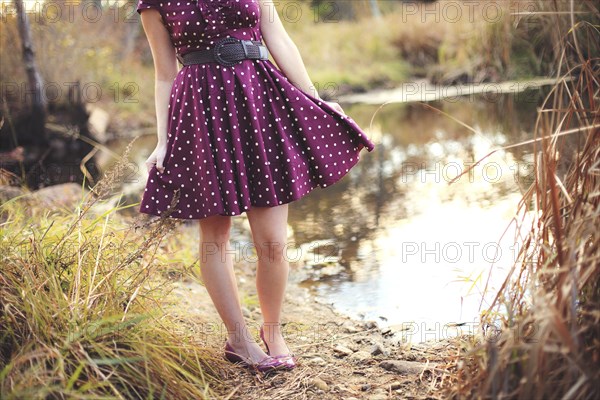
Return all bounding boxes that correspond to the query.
[289,90,542,340]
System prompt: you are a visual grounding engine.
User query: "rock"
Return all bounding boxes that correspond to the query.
[346,342,359,352]
[352,335,371,345]
[342,320,359,333]
[86,104,110,144]
[370,342,389,357]
[307,356,327,366]
[22,183,84,209]
[241,307,251,318]
[379,360,430,375]
[363,320,379,330]
[333,344,354,357]
[381,327,393,336]
[0,185,24,203]
[390,381,404,390]
[349,350,371,363]
[308,377,328,391]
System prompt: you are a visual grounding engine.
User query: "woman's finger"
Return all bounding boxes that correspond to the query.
[327,101,345,115]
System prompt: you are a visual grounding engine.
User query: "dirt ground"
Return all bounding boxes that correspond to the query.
[160,218,456,400]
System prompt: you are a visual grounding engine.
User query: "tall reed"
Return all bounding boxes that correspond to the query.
[443,1,600,398]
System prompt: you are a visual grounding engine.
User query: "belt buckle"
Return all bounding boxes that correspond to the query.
[214,36,241,67]
[240,40,251,58]
[258,45,269,60]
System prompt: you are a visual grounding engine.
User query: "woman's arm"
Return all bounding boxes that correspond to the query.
[258,0,344,113]
[139,9,178,172]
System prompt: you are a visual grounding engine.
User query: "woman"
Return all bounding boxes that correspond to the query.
[136,0,375,373]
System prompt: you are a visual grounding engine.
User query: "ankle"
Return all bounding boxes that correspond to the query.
[262,320,281,328]
[227,325,254,346]
[261,322,284,340]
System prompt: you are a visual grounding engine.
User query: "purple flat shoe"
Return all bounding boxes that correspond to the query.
[224,340,293,373]
[259,325,297,370]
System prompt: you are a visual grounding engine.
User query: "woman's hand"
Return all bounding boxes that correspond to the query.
[145,142,168,174]
[324,100,346,115]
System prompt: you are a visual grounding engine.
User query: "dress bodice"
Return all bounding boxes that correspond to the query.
[137,0,262,54]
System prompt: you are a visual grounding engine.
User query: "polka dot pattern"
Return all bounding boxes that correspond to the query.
[137,0,376,219]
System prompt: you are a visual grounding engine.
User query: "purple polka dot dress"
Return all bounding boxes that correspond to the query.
[137,0,375,219]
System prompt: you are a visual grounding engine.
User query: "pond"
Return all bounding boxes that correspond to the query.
[106,86,543,343]
[288,89,541,342]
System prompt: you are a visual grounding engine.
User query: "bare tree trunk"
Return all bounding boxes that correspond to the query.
[311,0,355,21]
[14,0,47,143]
[122,23,140,59]
[335,0,355,20]
[121,0,140,58]
[369,0,382,19]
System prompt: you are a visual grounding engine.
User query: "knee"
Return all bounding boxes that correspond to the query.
[199,216,232,244]
[255,240,288,264]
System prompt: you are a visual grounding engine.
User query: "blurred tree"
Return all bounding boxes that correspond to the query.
[13,0,47,144]
[121,0,140,58]
[369,0,382,19]
[311,0,355,21]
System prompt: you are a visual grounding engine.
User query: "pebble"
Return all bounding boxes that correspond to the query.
[308,377,329,391]
[390,381,403,390]
[342,320,359,333]
[370,342,389,356]
[381,327,393,336]
[352,335,369,344]
[347,342,359,352]
[333,344,354,357]
[349,350,372,363]
[307,356,327,366]
[363,320,379,330]
[379,360,429,374]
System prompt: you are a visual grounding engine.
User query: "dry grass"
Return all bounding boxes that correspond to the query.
[441,2,600,399]
[1,0,574,121]
[0,1,154,121]
[0,140,230,399]
[276,1,411,92]
[390,0,598,84]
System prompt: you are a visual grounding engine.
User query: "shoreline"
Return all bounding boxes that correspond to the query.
[163,217,455,399]
[337,77,563,105]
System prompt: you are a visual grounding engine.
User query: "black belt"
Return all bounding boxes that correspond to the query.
[176,37,269,67]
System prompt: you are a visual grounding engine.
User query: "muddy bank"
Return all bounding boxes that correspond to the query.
[161,217,456,399]
[337,77,562,105]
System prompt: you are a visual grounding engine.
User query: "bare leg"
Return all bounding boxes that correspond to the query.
[198,214,268,363]
[246,204,292,356]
